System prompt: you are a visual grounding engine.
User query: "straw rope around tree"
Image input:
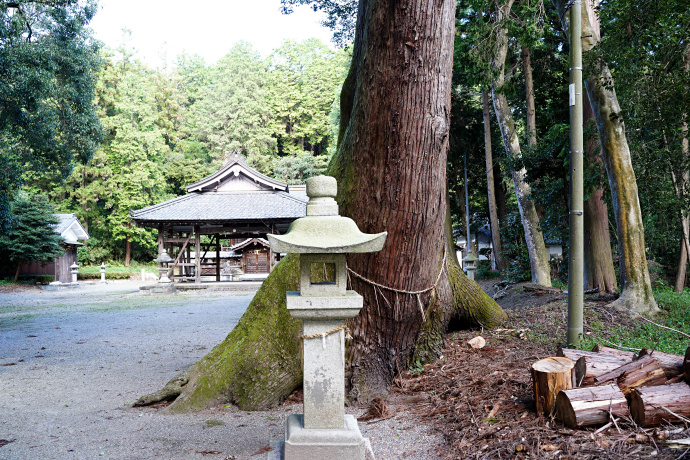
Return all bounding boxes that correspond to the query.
[346,247,448,322]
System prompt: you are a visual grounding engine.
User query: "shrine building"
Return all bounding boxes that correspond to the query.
[130,152,307,284]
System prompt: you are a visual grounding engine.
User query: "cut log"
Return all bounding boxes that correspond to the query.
[592,344,637,361]
[555,384,628,428]
[593,355,661,385]
[684,346,690,383]
[557,348,628,384]
[532,357,575,415]
[615,356,667,394]
[630,383,690,427]
[638,348,684,378]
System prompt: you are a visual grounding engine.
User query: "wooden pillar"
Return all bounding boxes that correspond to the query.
[194,226,201,284]
[215,233,221,282]
[186,232,191,278]
[157,225,164,255]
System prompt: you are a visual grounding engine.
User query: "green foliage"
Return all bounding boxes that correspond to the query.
[580,286,690,355]
[0,0,104,229]
[500,211,532,283]
[273,151,329,184]
[279,0,357,47]
[190,42,277,172]
[0,194,64,277]
[475,260,500,280]
[594,0,690,281]
[267,39,349,161]
[77,264,155,280]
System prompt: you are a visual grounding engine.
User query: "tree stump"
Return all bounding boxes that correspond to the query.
[638,348,684,378]
[684,346,690,383]
[630,383,690,427]
[555,384,628,428]
[532,357,575,415]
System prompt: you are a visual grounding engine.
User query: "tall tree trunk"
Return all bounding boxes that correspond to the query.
[139,0,506,412]
[583,92,617,293]
[523,46,537,148]
[14,263,21,282]
[125,235,131,267]
[675,236,688,293]
[556,0,658,313]
[492,0,551,286]
[333,0,505,403]
[483,91,504,271]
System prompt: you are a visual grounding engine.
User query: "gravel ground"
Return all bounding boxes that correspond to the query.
[0,281,442,459]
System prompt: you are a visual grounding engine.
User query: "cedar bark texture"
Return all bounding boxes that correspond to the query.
[332,0,506,403]
[532,357,575,415]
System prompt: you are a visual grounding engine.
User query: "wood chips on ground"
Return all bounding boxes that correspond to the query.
[385,296,690,459]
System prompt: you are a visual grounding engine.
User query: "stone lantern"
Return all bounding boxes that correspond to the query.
[100,263,107,283]
[268,175,387,460]
[153,249,173,283]
[70,262,79,284]
[462,253,478,280]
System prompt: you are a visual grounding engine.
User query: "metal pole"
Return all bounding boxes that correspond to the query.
[464,152,471,259]
[568,0,584,346]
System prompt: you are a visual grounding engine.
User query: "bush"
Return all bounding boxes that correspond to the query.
[475,260,500,280]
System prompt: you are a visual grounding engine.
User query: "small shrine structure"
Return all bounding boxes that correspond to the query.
[130,152,307,283]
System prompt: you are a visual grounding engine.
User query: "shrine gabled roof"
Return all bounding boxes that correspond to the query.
[186,152,288,193]
[129,191,307,224]
[55,214,89,243]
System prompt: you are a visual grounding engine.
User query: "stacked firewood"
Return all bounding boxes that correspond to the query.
[531,345,690,428]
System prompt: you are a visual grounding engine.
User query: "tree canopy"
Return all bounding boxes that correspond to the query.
[0,0,103,229]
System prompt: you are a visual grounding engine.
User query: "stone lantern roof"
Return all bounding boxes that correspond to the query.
[267,175,387,254]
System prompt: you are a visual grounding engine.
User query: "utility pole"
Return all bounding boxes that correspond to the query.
[568,0,584,345]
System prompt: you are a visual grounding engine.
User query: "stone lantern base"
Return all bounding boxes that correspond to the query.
[268,415,375,460]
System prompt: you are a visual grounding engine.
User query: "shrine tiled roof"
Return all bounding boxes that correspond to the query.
[130,191,307,224]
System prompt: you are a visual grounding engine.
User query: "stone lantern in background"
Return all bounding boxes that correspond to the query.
[268,175,387,460]
[462,253,478,280]
[100,263,107,283]
[154,248,173,283]
[70,262,79,284]
[152,248,176,294]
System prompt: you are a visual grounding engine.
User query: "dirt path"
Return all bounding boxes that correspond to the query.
[0,282,441,459]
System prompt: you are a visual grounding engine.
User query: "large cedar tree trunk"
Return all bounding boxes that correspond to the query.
[583,92,617,293]
[139,0,506,412]
[492,0,552,286]
[331,0,506,403]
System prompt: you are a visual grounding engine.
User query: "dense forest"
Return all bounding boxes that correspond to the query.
[1,0,689,296]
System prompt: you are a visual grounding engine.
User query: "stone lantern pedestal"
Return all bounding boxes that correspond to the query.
[268,176,386,460]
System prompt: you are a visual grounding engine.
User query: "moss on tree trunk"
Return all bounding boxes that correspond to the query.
[164,254,303,411]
